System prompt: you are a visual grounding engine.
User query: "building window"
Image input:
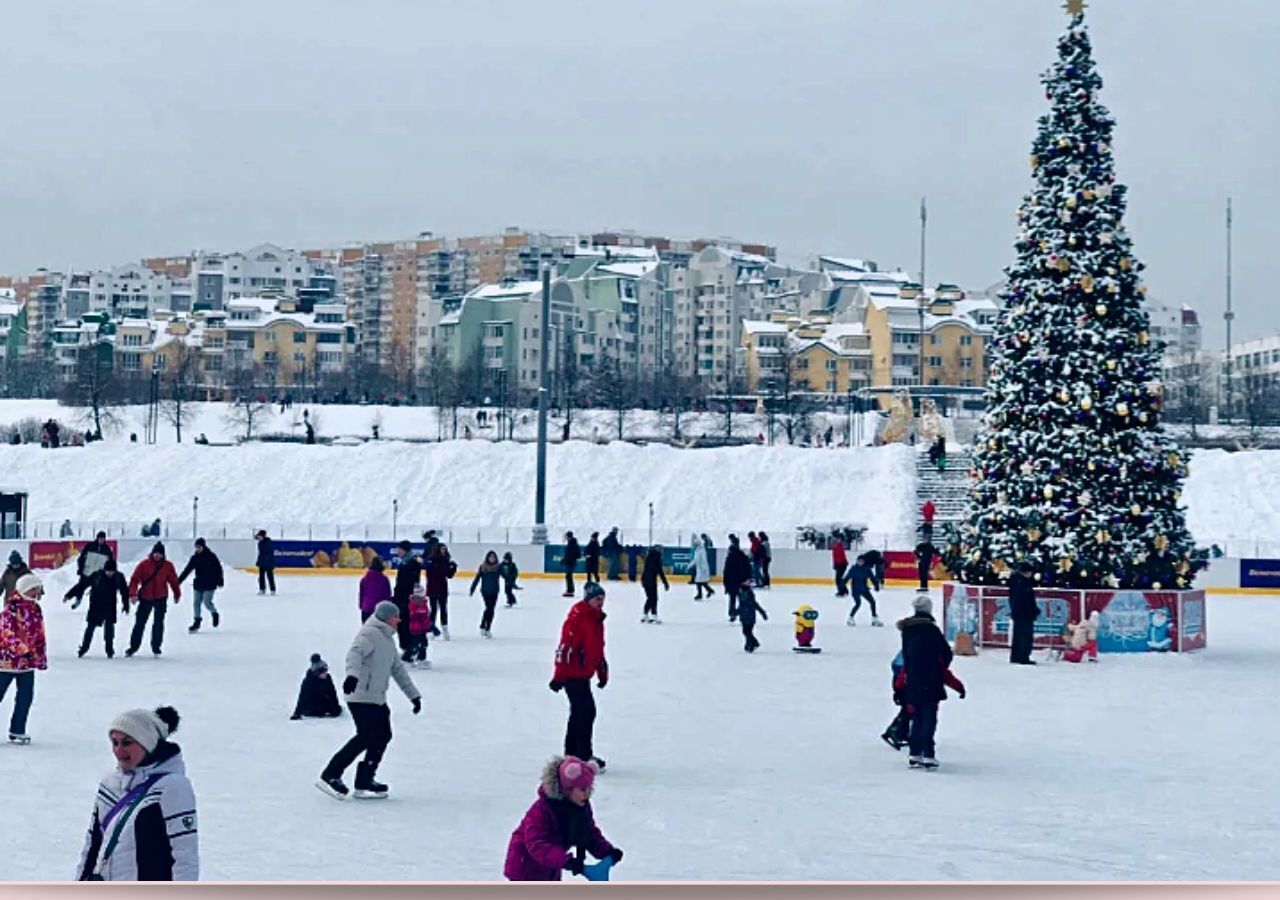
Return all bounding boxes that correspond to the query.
[826,359,838,371]
[930,334,940,345]
[960,335,974,346]
[960,357,974,369]
[293,332,306,343]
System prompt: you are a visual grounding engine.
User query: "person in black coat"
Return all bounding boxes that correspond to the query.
[64,532,116,603]
[291,654,342,720]
[862,548,886,590]
[640,546,669,623]
[722,535,753,623]
[584,534,601,584]
[914,540,936,591]
[178,539,225,632]
[562,532,582,598]
[75,558,130,658]
[601,528,622,580]
[898,594,954,767]
[255,530,277,594]
[736,584,768,652]
[1008,562,1040,665]
[391,540,424,655]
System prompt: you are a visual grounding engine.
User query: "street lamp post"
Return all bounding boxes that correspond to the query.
[533,262,552,545]
[192,496,198,539]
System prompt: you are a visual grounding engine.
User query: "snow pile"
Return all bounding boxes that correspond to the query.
[1182,449,1280,552]
[0,440,919,542]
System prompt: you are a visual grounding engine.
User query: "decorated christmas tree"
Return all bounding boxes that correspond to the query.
[945,0,1206,591]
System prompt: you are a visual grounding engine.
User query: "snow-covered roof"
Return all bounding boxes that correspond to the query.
[0,300,21,316]
[819,256,876,272]
[598,260,659,279]
[742,320,790,335]
[470,281,542,301]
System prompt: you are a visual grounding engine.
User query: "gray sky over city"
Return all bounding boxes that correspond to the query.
[2,0,1275,345]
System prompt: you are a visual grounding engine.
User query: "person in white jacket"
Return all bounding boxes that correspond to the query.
[691,537,714,601]
[78,706,199,881]
[317,601,422,800]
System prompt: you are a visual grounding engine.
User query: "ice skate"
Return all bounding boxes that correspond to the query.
[908,755,923,768]
[8,733,31,745]
[442,626,450,641]
[846,616,856,626]
[640,614,650,623]
[871,617,884,627]
[590,756,607,772]
[353,762,388,799]
[482,629,493,639]
[881,732,903,751]
[316,776,349,799]
[77,645,88,658]
[920,757,939,770]
[212,611,220,628]
[188,620,201,633]
[152,648,163,657]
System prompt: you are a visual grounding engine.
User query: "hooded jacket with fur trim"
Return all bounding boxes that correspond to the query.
[503,756,614,881]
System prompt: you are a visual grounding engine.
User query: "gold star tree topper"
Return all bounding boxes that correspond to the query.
[1064,0,1087,14]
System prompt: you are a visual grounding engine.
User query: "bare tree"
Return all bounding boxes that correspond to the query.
[226,396,272,441]
[59,340,123,439]
[161,341,202,443]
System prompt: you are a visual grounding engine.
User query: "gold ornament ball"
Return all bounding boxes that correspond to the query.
[1095,304,1108,316]
[1139,331,1150,345]
[1131,504,1142,516]
[1106,359,1117,370]
[1080,274,1095,292]
[1081,397,1094,411]
[1043,485,1054,499]
[1119,258,1131,271]
[1058,137,1071,148]
[1066,196,1078,209]
[1116,402,1130,416]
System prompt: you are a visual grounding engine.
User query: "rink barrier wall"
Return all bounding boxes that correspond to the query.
[0,538,1264,595]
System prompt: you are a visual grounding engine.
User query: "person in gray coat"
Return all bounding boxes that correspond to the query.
[470,550,502,638]
[317,601,421,800]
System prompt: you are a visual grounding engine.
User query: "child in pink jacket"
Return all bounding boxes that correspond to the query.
[0,573,48,744]
[504,756,622,881]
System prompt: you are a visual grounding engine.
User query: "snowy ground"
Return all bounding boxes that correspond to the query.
[4,565,1278,881]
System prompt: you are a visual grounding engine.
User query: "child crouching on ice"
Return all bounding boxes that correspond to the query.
[1062,610,1100,663]
[881,650,966,750]
[407,585,433,669]
[291,653,342,720]
[504,756,623,882]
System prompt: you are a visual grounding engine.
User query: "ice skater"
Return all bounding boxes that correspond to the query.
[550,582,609,770]
[470,550,502,638]
[177,539,224,633]
[74,558,129,658]
[842,555,882,626]
[640,546,669,623]
[504,756,622,882]
[126,544,181,658]
[897,594,960,769]
[500,552,521,607]
[737,584,768,653]
[0,574,47,744]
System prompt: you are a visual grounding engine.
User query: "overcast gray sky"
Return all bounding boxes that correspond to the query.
[2,0,1275,345]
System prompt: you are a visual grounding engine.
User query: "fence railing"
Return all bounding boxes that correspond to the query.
[16,520,917,552]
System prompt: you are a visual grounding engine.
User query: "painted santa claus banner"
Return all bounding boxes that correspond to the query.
[942,584,1206,653]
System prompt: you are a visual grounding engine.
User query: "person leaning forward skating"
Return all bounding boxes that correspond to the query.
[317,601,421,800]
[550,582,609,771]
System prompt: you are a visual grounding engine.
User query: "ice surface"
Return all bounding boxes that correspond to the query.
[3,571,1276,880]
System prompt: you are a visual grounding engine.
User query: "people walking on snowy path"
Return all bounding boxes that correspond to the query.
[425,543,457,640]
[691,536,715,600]
[737,584,768,653]
[126,544,181,658]
[254,530,277,595]
[291,654,342,719]
[722,534,752,622]
[317,601,422,800]
[504,756,622,882]
[358,556,391,623]
[584,533,601,584]
[562,532,582,598]
[550,582,609,770]
[75,559,129,658]
[470,550,502,638]
[842,555,882,626]
[177,539,224,633]
[78,706,199,881]
[1,573,46,744]
[391,540,424,654]
[1008,562,1040,665]
[640,546,669,623]
[601,528,622,581]
[500,552,521,607]
[897,594,957,769]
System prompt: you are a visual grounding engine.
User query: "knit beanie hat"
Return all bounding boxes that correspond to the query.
[373,600,400,622]
[7,550,22,566]
[309,653,329,674]
[109,706,179,754]
[583,582,605,602]
[912,594,933,615]
[14,573,42,598]
[152,542,165,556]
[558,756,598,793]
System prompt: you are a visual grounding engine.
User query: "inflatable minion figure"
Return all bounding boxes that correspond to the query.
[792,604,822,654]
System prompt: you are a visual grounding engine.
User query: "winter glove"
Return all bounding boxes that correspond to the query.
[582,858,613,882]
[411,697,422,715]
[761,610,769,621]
[565,856,585,876]
[343,676,358,695]
[549,680,564,693]
[597,661,609,689]
[958,687,967,700]
[609,848,624,865]
[71,597,82,610]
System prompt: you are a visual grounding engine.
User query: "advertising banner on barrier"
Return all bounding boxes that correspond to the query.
[977,587,1079,648]
[544,544,693,576]
[884,550,946,583]
[942,582,980,643]
[29,540,120,571]
[272,540,412,570]
[1085,590,1179,653]
[1178,590,1207,651]
[1240,559,1280,589]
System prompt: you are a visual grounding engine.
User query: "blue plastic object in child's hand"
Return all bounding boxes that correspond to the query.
[582,858,614,882]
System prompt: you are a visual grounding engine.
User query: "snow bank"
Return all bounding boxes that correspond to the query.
[0,440,918,544]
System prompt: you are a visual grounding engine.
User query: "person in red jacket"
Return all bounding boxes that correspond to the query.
[126,543,182,658]
[831,538,849,597]
[549,582,609,771]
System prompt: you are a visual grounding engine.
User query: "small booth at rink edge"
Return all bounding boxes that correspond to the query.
[0,488,28,540]
[942,583,1206,654]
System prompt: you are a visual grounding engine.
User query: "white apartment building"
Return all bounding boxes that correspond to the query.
[193,243,338,311]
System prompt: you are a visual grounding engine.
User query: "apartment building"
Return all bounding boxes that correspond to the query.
[741,315,873,396]
[0,291,26,370]
[192,243,337,311]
